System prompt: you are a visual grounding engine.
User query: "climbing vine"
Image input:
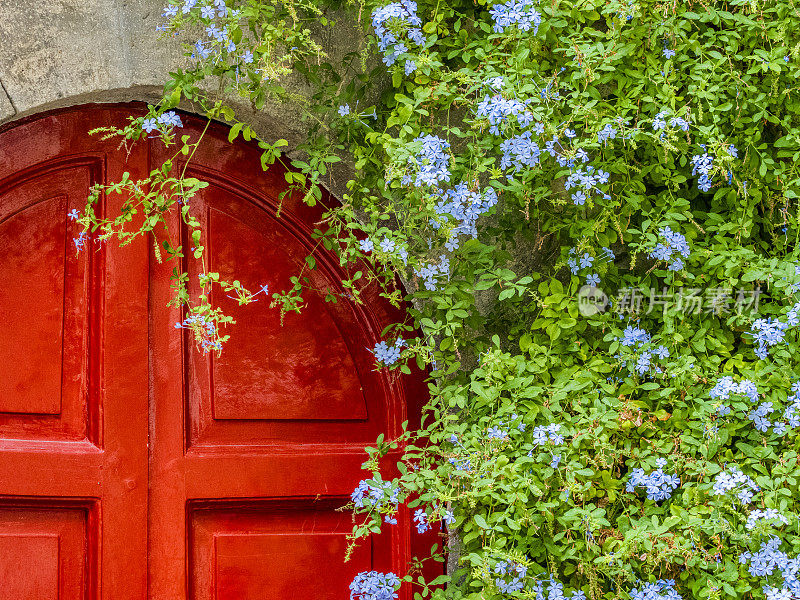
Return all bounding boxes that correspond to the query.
[74,0,800,599]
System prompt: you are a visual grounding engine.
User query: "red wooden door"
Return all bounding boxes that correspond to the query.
[0,105,430,599]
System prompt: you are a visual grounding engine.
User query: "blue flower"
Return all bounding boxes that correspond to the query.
[405,134,451,187]
[500,131,541,172]
[586,273,600,286]
[597,123,617,143]
[162,5,178,17]
[338,104,351,116]
[142,118,159,133]
[200,4,215,18]
[476,94,531,134]
[413,509,430,533]
[663,48,676,59]
[620,325,650,347]
[350,571,401,600]
[157,111,183,128]
[73,231,88,252]
[489,0,542,34]
[371,338,406,366]
[627,466,680,501]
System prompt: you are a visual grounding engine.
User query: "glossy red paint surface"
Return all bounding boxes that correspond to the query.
[0,104,437,599]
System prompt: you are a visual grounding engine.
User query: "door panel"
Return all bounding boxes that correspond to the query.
[0,107,150,600]
[189,499,378,600]
[0,161,97,440]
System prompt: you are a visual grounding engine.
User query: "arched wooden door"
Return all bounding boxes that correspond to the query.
[0,105,430,599]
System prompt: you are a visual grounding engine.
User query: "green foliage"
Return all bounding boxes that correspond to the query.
[78,0,800,598]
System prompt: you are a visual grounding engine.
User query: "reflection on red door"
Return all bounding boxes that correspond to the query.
[0,105,432,599]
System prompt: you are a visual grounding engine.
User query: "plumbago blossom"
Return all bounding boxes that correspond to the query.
[626,459,681,501]
[746,509,790,531]
[492,568,585,599]
[705,376,800,438]
[432,184,498,250]
[371,338,406,366]
[712,466,760,505]
[403,134,451,186]
[489,0,542,34]
[349,571,401,600]
[371,0,423,70]
[648,226,691,271]
[476,94,533,135]
[614,324,673,376]
[351,479,401,519]
[630,580,682,600]
[739,537,800,597]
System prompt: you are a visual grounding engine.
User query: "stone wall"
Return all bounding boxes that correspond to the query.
[0,0,372,197]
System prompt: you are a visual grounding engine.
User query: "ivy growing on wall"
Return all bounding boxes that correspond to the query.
[73,0,800,599]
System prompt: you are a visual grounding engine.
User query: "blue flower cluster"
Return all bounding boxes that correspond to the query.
[349,571,401,600]
[500,131,541,171]
[413,508,430,533]
[742,382,800,436]
[648,226,690,271]
[626,465,680,501]
[597,123,617,144]
[476,94,533,135]
[404,134,451,187]
[487,425,509,439]
[73,230,89,252]
[565,165,611,206]
[751,316,792,359]
[739,537,800,597]
[371,338,406,366]
[690,147,715,192]
[494,560,527,594]
[630,579,682,600]
[351,479,400,513]
[371,0,423,70]
[709,376,759,403]
[652,111,689,133]
[530,576,586,600]
[142,110,183,135]
[746,508,789,531]
[432,184,498,250]
[567,247,614,280]
[531,424,564,446]
[174,313,221,353]
[614,324,672,375]
[621,324,650,346]
[712,466,759,505]
[489,0,542,34]
[414,255,450,290]
[359,236,409,263]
